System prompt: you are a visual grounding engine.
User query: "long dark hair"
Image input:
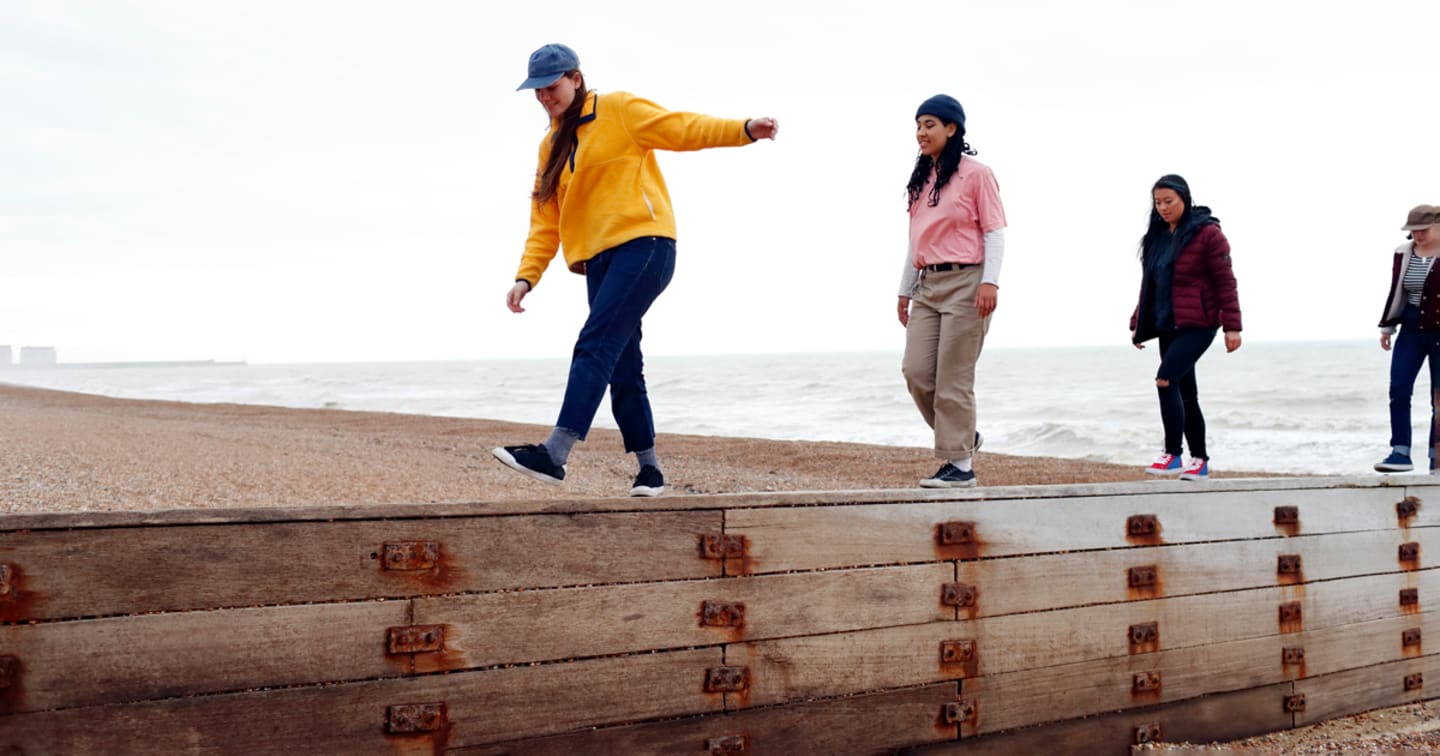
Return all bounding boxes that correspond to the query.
[1138,174,1193,261]
[906,126,977,211]
[532,70,587,204]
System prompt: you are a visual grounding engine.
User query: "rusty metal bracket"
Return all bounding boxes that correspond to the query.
[941,698,977,725]
[387,625,445,655]
[1405,673,1424,692]
[1273,506,1300,525]
[1132,670,1162,693]
[700,601,746,628]
[381,542,439,572]
[1128,565,1158,588]
[1282,646,1305,665]
[1129,622,1159,650]
[1134,723,1163,745]
[699,533,747,560]
[704,666,751,693]
[1400,542,1421,563]
[1284,694,1307,713]
[1401,588,1420,607]
[1403,628,1423,648]
[1398,497,1421,519]
[940,639,976,664]
[941,582,977,608]
[937,520,976,545]
[0,655,18,689]
[705,735,749,754]
[386,702,446,734]
[1277,554,1302,575]
[0,563,14,603]
[1127,514,1159,537]
[1279,602,1303,625]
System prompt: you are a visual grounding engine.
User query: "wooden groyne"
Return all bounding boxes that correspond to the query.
[0,477,1435,754]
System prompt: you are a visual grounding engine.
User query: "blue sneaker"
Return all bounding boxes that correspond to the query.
[920,463,976,488]
[492,443,566,484]
[1179,457,1209,481]
[1375,452,1414,473]
[1145,453,1182,476]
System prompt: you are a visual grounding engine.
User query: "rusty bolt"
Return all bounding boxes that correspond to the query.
[1134,723,1163,745]
[1403,628,1423,648]
[387,625,446,655]
[1405,673,1424,692]
[941,582,977,608]
[380,542,439,572]
[386,703,446,734]
[0,563,13,602]
[1277,554,1302,575]
[940,639,976,664]
[941,698,976,725]
[937,520,976,546]
[1273,506,1300,525]
[1129,622,1159,648]
[700,601,746,628]
[1279,602,1303,625]
[1398,497,1421,519]
[704,666,750,693]
[1400,542,1421,563]
[1401,588,1420,607]
[0,655,18,690]
[699,533,746,560]
[1132,671,1162,693]
[1284,694,1307,713]
[705,735,748,754]
[1127,514,1159,537]
[1128,565,1158,588]
[1283,647,1305,665]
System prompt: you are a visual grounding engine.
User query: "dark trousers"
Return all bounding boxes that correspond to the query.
[1388,304,1440,456]
[556,236,676,452]
[1155,328,1217,459]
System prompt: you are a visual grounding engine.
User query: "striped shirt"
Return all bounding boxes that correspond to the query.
[1404,250,1435,306]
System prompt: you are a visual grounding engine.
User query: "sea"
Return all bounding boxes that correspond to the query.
[0,340,1412,476]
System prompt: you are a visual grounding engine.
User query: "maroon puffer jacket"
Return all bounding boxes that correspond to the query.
[1130,223,1242,341]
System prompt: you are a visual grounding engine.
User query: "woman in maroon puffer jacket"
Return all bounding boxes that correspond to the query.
[1129,174,1243,480]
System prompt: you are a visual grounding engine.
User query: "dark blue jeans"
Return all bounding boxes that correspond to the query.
[1155,328,1216,459]
[1388,304,1440,455]
[556,236,676,451]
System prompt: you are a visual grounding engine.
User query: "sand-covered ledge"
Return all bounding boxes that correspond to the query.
[0,382,1283,513]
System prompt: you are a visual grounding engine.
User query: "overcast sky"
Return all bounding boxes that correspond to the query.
[4,1,1438,363]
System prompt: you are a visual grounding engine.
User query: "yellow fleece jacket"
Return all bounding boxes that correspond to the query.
[516,90,754,287]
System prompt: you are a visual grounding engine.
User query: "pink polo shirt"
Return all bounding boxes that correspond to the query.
[908,158,1007,267]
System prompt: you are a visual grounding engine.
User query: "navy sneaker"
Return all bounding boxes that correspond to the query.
[630,465,665,497]
[1375,452,1414,473]
[920,463,976,489]
[492,444,565,484]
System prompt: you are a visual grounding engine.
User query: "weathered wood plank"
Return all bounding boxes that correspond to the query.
[1292,654,1440,727]
[0,511,722,621]
[1,476,1429,531]
[412,563,952,672]
[725,487,1426,574]
[907,683,1294,755]
[0,601,408,714]
[0,648,724,753]
[962,614,1440,735]
[454,682,960,755]
[729,573,1438,708]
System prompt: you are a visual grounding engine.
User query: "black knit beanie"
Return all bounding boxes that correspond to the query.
[915,94,966,132]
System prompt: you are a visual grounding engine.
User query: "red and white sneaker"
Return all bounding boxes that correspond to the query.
[1179,457,1209,481]
[1145,453,1182,476]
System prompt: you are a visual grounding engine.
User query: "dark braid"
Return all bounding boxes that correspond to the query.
[532,71,587,204]
[906,133,977,211]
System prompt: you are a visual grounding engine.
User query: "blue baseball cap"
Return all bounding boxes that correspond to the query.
[516,43,580,91]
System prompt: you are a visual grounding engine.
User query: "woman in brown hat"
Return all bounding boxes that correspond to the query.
[1375,204,1440,473]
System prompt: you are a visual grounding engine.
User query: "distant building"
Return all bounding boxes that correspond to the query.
[20,346,57,367]
[0,345,10,368]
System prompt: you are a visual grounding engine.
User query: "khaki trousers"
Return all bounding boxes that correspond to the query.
[903,266,989,459]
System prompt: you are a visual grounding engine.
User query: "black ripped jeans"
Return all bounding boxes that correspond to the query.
[1155,327,1217,459]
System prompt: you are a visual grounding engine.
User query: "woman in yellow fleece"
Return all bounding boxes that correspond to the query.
[493,43,778,497]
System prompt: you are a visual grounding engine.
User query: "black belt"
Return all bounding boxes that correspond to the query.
[922,262,975,272]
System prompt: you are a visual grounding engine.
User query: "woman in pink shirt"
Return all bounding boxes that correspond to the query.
[897,94,1008,488]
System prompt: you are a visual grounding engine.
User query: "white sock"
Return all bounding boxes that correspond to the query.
[951,457,973,472]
